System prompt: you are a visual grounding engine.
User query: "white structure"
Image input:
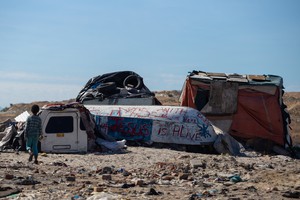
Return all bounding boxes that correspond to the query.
[86,105,217,145]
[39,104,217,153]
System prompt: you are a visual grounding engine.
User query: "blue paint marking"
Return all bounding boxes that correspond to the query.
[198,124,211,138]
[94,115,153,141]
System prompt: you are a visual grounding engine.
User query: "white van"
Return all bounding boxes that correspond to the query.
[39,107,88,153]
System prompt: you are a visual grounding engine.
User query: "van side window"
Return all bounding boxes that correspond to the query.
[46,116,73,133]
[80,119,86,131]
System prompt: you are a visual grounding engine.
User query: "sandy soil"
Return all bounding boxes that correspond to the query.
[0,146,299,200]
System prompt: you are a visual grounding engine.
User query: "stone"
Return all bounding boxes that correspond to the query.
[223,181,234,186]
[4,174,14,180]
[102,166,113,174]
[65,176,76,182]
[94,187,103,192]
[135,179,144,186]
[121,183,135,188]
[190,159,206,169]
[161,175,174,181]
[178,173,189,180]
[102,174,112,181]
[122,170,131,177]
[146,188,162,195]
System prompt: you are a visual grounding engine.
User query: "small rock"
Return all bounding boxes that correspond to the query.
[147,179,157,185]
[189,193,203,199]
[190,159,206,169]
[162,175,174,181]
[135,179,144,186]
[177,155,190,159]
[94,187,103,192]
[178,173,189,180]
[158,180,171,185]
[40,170,46,175]
[102,166,113,174]
[66,176,76,182]
[52,161,68,167]
[245,186,257,192]
[121,183,135,188]
[203,182,214,187]
[122,170,131,176]
[223,181,234,186]
[218,173,235,180]
[240,163,255,171]
[202,173,209,178]
[77,168,86,174]
[16,178,40,185]
[146,188,162,195]
[5,174,14,180]
[102,174,112,181]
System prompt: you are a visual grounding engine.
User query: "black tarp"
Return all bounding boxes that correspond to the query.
[76,71,161,105]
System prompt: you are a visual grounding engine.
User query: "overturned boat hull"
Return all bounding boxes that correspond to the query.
[85,105,217,145]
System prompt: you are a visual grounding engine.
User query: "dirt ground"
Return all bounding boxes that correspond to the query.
[1,91,300,146]
[0,91,300,199]
[0,146,299,200]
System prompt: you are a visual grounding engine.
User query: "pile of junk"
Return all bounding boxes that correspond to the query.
[0,70,298,158]
[76,71,161,105]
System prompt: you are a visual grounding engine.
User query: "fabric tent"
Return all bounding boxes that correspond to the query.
[180,70,292,148]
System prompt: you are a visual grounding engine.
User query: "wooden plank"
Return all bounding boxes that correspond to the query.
[247,75,266,81]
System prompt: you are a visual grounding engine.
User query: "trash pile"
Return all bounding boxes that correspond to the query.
[0,120,25,152]
[76,71,161,105]
[0,103,128,154]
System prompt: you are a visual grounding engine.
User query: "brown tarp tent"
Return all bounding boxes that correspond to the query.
[180,70,292,148]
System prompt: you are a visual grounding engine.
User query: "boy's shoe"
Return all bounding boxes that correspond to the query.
[34,155,38,164]
[29,154,33,162]
[28,150,33,162]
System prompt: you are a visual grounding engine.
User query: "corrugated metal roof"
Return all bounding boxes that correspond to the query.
[188,71,283,87]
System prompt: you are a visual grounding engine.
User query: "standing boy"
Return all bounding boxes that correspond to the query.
[25,104,42,164]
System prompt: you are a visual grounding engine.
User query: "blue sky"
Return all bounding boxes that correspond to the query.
[0,0,299,107]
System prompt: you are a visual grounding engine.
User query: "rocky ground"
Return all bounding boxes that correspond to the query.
[1,90,300,145]
[0,146,299,200]
[0,91,300,199]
